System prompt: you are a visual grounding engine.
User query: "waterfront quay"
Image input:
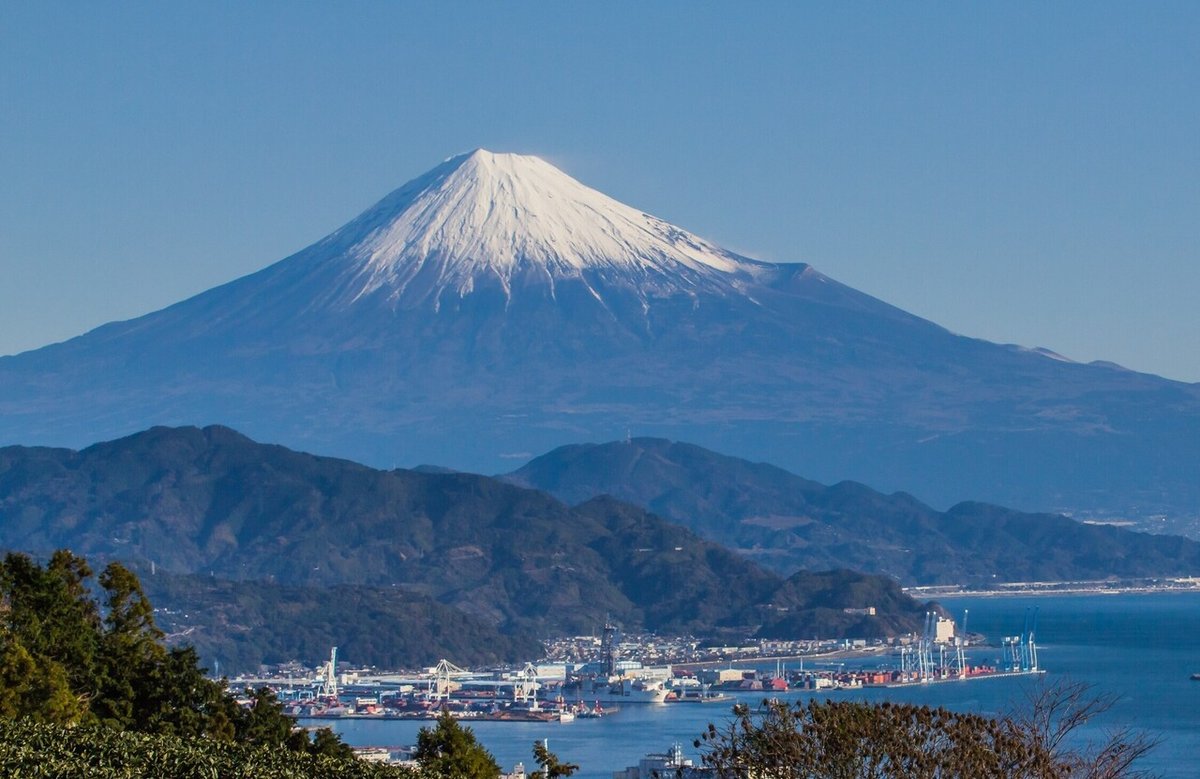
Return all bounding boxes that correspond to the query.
[540,631,892,667]
[232,609,1040,722]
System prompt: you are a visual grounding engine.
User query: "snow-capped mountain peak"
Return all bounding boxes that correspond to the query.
[327,149,755,302]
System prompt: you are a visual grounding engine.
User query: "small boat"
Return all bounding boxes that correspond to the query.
[1190,673,1200,681]
[575,701,614,718]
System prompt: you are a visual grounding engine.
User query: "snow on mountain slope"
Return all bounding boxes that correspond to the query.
[1,149,1198,521]
[320,149,762,305]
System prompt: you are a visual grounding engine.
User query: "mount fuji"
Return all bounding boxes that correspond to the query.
[2,149,1198,518]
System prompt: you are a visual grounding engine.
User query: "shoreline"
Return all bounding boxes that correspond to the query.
[674,646,887,670]
[908,584,1200,599]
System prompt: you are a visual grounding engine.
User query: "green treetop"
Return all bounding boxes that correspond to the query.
[414,712,501,779]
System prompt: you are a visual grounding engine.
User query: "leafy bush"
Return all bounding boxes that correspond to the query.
[697,682,1159,778]
[0,719,416,779]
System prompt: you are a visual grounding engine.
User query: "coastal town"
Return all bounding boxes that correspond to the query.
[227,612,1044,772]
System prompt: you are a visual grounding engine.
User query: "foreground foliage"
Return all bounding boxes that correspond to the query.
[413,713,501,779]
[698,683,1159,778]
[0,719,414,779]
[0,550,352,756]
[531,739,579,778]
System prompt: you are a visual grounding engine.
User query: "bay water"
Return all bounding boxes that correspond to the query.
[314,592,1200,777]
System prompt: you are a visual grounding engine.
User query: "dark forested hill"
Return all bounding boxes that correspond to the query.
[0,426,932,668]
[139,573,544,674]
[758,570,933,640]
[505,438,1200,584]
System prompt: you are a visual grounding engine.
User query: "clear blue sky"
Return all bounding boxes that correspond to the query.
[2,2,1197,380]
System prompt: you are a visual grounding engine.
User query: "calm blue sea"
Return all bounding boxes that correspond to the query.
[313,592,1200,777]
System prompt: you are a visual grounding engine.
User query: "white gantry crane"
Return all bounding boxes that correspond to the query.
[512,662,542,710]
[432,658,469,701]
[315,646,338,699]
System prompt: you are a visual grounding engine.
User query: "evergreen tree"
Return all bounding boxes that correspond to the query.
[0,550,101,713]
[310,726,357,759]
[0,629,81,723]
[140,645,238,740]
[94,561,168,729]
[0,549,354,758]
[414,712,501,779]
[234,687,293,747]
[531,740,579,778]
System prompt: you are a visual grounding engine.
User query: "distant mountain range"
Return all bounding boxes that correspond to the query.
[506,438,1200,584]
[1,150,1197,520]
[0,426,934,671]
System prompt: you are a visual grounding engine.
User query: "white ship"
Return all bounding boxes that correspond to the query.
[568,623,672,705]
[570,674,671,705]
